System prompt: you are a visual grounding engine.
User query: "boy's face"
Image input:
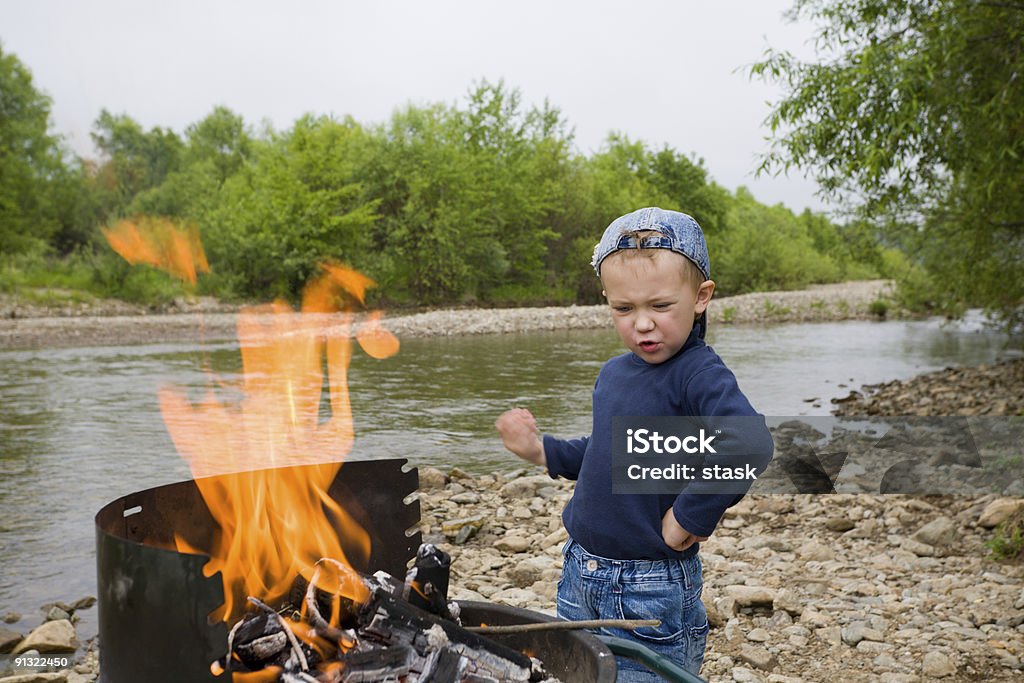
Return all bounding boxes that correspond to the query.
[601,250,714,364]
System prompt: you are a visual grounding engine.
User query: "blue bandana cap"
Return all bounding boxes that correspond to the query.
[591,207,710,280]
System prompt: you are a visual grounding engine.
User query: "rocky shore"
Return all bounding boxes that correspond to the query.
[0,280,893,350]
[421,467,1024,683]
[3,456,1022,682]
[831,358,1024,417]
[4,482,1023,683]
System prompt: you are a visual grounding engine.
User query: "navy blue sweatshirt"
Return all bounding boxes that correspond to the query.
[543,328,774,560]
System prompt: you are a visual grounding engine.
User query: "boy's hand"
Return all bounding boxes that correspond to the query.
[495,408,546,467]
[662,508,709,552]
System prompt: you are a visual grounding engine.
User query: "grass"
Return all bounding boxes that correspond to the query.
[986,510,1024,562]
[762,300,792,317]
[1,250,189,309]
[720,305,736,323]
[869,299,890,318]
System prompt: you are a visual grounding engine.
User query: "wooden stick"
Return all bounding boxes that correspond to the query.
[465,618,660,634]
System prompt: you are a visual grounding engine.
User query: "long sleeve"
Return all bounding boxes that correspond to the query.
[544,434,589,481]
[671,363,774,537]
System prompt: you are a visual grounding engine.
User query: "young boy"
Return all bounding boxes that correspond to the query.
[496,207,773,681]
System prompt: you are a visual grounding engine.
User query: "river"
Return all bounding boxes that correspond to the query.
[0,313,1020,640]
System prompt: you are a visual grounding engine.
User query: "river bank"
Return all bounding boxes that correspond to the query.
[0,280,894,350]
[5,463,1022,682]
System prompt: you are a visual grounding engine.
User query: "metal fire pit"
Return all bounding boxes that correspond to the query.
[94,459,620,683]
[95,459,421,683]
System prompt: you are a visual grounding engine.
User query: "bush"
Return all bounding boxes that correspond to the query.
[986,510,1024,563]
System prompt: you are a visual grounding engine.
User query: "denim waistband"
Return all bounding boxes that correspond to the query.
[563,537,698,588]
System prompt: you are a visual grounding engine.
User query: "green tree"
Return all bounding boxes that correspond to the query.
[91,110,183,215]
[0,44,64,255]
[752,0,1024,325]
[198,114,378,300]
[713,188,841,295]
[364,81,574,304]
[183,106,252,187]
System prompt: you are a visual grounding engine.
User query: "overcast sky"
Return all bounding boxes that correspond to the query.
[0,0,829,213]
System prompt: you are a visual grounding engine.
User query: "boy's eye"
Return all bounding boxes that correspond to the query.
[653,303,673,310]
[612,305,632,313]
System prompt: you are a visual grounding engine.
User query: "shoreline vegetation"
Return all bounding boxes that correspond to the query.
[0,279,896,350]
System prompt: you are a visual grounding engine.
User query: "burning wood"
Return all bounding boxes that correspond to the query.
[214,545,557,683]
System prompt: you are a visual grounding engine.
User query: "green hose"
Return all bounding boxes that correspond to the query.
[596,635,708,683]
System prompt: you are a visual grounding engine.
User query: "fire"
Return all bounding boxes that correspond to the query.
[104,219,399,624]
[102,216,209,285]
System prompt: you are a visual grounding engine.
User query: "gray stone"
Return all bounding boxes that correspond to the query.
[506,558,548,588]
[0,673,69,683]
[498,475,554,499]
[489,587,540,606]
[977,498,1024,528]
[454,525,477,545]
[724,585,776,607]
[796,541,836,562]
[11,620,77,654]
[512,506,533,520]
[44,607,70,623]
[912,516,956,546]
[494,535,532,553]
[738,643,776,671]
[773,588,804,616]
[740,535,792,552]
[900,538,936,557]
[710,597,738,627]
[0,626,23,654]
[855,640,893,654]
[817,626,842,646]
[67,597,95,612]
[449,492,480,505]
[878,674,920,683]
[540,527,568,549]
[3,613,22,624]
[842,622,868,645]
[441,515,485,539]
[921,650,956,678]
[746,628,771,642]
[731,668,766,683]
[825,517,856,532]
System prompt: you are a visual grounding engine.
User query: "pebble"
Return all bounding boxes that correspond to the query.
[724,585,776,607]
[11,620,77,655]
[912,517,956,546]
[921,650,957,678]
[978,499,1024,528]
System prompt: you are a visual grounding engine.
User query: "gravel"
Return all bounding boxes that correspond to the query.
[0,280,894,350]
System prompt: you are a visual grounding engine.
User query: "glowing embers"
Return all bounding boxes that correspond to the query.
[213,545,544,683]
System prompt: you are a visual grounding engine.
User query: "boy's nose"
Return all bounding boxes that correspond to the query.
[635,313,655,332]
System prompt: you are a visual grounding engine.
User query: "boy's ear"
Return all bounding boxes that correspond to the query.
[694,280,715,314]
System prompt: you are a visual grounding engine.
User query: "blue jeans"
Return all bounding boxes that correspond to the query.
[557,538,708,682]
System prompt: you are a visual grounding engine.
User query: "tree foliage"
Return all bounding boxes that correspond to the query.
[752,0,1024,325]
[0,43,65,254]
[1,45,890,307]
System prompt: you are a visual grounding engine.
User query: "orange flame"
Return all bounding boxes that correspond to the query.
[103,221,400,627]
[102,216,209,285]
